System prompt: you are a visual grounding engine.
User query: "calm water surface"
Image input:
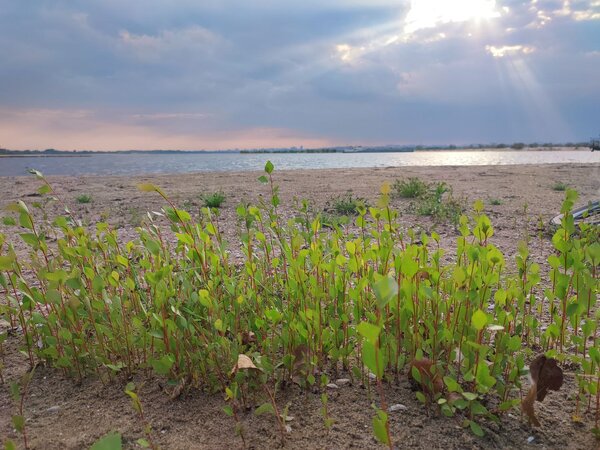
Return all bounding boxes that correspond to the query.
[0,150,597,177]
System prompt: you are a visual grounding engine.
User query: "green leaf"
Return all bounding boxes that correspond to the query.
[372,410,389,445]
[4,439,17,450]
[362,341,382,378]
[2,216,16,226]
[90,432,122,450]
[38,184,52,195]
[18,212,33,230]
[150,354,174,375]
[255,402,275,416]
[136,438,150,448]
[471,309,488,331]
[357,322,380,345]
[138,183,158,192]
[11,415,24,433]
[373,276,398,309]
[264,160,274,174]
[223,405,234,417]
[258,175,268,184]
[443,376,461,393]
[469,420,484,437]
[0,254,15,270]
[92,275,105,293]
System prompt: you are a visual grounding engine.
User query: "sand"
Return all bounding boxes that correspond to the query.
[0,163,599,449]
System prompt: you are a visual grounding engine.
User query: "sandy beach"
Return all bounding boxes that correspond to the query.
[1,162,599,449]
[1,162,598,263]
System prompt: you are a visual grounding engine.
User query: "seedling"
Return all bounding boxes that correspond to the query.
[0,167,597,446]
[329,193,365,215]
[202,191,226,208]
[76,194,92,204]
[393,177,428,198]
[552,182,568,191]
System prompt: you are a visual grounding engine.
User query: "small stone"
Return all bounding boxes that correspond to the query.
[326,383,339,389]
[368,373,377,381]
[527,436,535,444]
[335,378,351,386]
[388,404,407,412]
[46,406,60,413]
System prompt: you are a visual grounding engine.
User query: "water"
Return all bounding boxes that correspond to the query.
[0,150,597,177]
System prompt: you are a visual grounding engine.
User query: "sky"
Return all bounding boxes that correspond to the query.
[0,0,599,151]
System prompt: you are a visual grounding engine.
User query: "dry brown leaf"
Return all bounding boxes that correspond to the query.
[408,358,443,395]
[230,354,259,375]
[530,354,564,401]
[521,354,564,427]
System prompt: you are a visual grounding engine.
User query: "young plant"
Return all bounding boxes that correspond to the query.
[124,383,158,449]
[202,191,226,208]
[393,177,428,198]
[76,194,92,204]
[552,182,568,191]
[8,367,35,450]
[329,193,365,216]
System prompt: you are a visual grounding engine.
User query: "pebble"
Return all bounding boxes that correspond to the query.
[527,436,535,444]
[388,404,408,412]
[335,378,351,386]
[326,383,339,389]
[46,406,60,413]
[368,373,377,381]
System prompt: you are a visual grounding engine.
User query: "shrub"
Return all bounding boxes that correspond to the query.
[76,194,92,204]
[393,177,429,198]
[552,182,568,191]
[329,193,365,216]
[203,191,226,208]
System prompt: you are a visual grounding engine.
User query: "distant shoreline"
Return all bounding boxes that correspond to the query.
[0,154,92,158]
[0,146,593,158]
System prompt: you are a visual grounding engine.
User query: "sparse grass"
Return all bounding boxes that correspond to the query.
[490,198,503,205]
[393,177,429,198]
[552,182,568,191]
[399,181,464,224]
[329,193,366,215]
[76,194,92,204]
[202,191,226,208]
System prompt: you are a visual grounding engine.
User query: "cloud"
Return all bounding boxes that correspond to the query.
[0,0,599,149]
[486,44,536,57]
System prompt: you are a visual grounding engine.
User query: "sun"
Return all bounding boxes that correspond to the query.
[404,0,500,33]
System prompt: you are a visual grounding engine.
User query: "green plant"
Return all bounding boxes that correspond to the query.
[124,383,158,449]
[7,367,35,450]
[413,182,464,224]
[319,375,335,431]
[90,432,122,450]
[329,193,365,215]
[552,182,568,191]
[490,198,502,206]
[202,191,226,208]
[0,166,597,445]
[76,194,92,204]
[393,177,429,198]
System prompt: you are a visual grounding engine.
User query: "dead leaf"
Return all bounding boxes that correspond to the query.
[530,354,563,401]
[521,354,564,427]
[230,354,259,375]
[408,358,443,395]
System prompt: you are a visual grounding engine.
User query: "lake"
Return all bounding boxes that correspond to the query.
[0,150,597,177]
